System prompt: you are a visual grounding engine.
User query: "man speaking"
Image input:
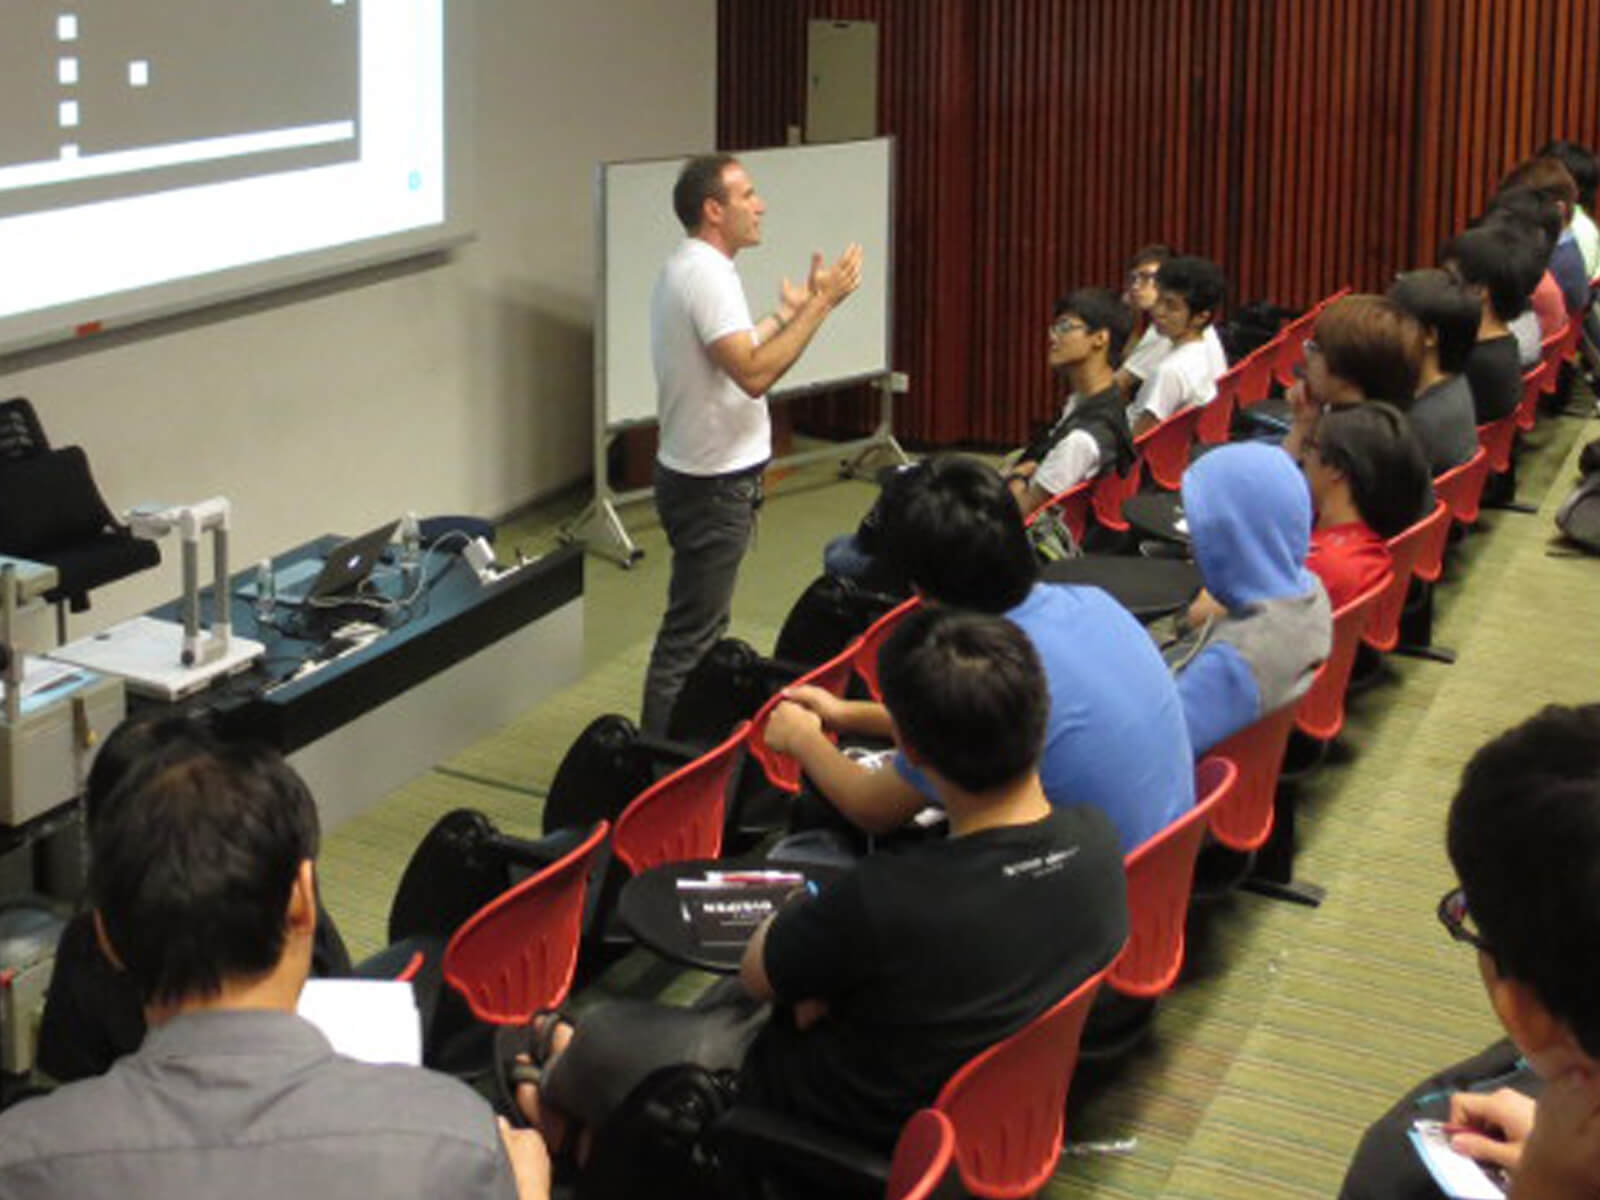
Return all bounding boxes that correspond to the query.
[640,153,863,735]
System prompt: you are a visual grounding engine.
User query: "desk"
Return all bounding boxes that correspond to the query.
[1122,493,1191,546]
[140,539,584,830]
[618,858,845,973]
[1040,555,1201,622]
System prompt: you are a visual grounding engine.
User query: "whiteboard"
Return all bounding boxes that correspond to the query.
[597,138,893,429]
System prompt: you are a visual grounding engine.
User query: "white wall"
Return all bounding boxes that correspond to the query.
[0,0,716,632]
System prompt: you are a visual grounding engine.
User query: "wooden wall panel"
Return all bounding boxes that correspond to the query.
[719,0,1600,448]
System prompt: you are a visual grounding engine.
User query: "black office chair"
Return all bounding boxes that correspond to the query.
[0,398,161,640]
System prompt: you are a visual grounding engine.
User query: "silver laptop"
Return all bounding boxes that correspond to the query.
[243,520,400,606]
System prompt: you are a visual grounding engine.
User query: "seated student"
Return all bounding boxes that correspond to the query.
[1441,223,1540,423]
[1487,184,1572,339]
[1114,243,1175,397]
[1539,139,1600,280]
[0,726,547,1200]
[33,711,399,1085]
[1007,287,1137,517]
[1125,255,1228,437]
[778,455,1194,853]
[1282,294,1425,462]
[1303,402,1432,609]
[1166,443,1331,755]
[507,607,1128,1166]
[1387,268,1482,474]
[1499,158,1591,315]
[1340,704,1600,1200]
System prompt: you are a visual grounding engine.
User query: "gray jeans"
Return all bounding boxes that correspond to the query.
[640,461,763,736]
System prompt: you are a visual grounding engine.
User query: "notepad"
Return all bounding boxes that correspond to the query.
[1408,1120,1506,1200]
[298,978,421,1066]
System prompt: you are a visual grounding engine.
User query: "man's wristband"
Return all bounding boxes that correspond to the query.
[770,310,790,333]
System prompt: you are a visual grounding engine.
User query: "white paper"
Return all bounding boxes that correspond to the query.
[1409,1120,1506,1200]
[297,978,422,1066]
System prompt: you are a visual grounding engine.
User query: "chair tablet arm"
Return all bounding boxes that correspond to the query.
[484,826,590,873]
[709,1105,891,1197]
[632,732,703,768]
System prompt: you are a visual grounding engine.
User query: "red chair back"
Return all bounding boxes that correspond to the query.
[1136,404,1203,491]
[1410,497,1454,586]
[887,1109,957,1200]
[1024,477,1092,547]
[1270,287,1353,387]
[1207,705,1297,852]
[934,964,1113,1199]
[1198,364,1240,444]
[1516,360,1551,432]
[1364,501,1446,652]
[748,644,859,792]
[1235,346,1275,409]
[1295,572,1390,743]
[441,820,610,1025]
[853,595,921,703]
[1433,447,1489,528]
[1090,459,1141,532]
[1476,412,1519,476]
[1111,757,1236,999]
[612,723,747,875]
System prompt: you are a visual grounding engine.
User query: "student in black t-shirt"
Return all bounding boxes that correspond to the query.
[504,607,1128,1161]
[1006,287,1137,518]
[1440,224,1542,424]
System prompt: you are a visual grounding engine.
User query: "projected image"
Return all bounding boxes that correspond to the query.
[0,3,361,219]
[0,0,447,347]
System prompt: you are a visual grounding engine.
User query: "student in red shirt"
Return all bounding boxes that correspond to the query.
[1302,402,1431,609]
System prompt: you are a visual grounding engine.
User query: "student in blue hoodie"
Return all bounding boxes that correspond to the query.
[1166,443,1332,755]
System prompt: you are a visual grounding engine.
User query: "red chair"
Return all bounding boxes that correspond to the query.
[1235,345,1276,409]
[1090,458,1141,532]
[1111,757,1236,999]
[1023,476,1092,547]
[887,1109,958,1200]
[748,641,859,792]
[1516,359,1552,433]
[1434,447,1490,529]
[1476,412,1519,477]
[1269,286,1352,387]
[612,723,748,875]
[934,964,1115,1199]
[1135,404,1203,491]
[1364,501,1447,654]
[1206,705,1297,854]
[1410,498,1455,588]
[440,819,610,1026]
[1197,363,1241,444]
[853,595,921,703]
[1295,572,1390,743]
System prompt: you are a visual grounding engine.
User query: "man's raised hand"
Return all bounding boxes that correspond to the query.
[808,244,865,308]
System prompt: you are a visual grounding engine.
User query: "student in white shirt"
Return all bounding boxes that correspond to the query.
[1126,256,1228,437]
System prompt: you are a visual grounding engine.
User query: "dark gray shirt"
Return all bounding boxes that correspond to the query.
[0,1009,516,1200]
[1408,375,1479,475]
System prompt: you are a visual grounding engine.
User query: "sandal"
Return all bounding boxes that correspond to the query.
[493,1011,571,1129]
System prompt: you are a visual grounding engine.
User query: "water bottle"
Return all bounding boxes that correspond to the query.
[254,559,276,625]
[399,511,421,590]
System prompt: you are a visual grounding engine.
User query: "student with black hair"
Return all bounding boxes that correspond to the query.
[1006,287,1137,517]
[1500,157,1590,314]
[1126,255,1229,437]
[1441,224,1539,422]
[0,731,548,1199]
[1303,402,1432,609]
[1387,269,1482,474]
[1341,704,1600,1199]
[1539,139,1600,278]
[1487,184,1570,341]
[504,606,1128,1172]
[1114,243,1227,400]
[779,455,1193,852]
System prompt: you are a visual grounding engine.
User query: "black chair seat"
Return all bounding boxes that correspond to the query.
[37,534,161,611]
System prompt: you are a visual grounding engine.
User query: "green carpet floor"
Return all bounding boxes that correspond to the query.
[315,409,1598,1197]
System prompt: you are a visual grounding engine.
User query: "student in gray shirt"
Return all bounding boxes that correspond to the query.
[0,724,549,1200]
[1389,268,1483,475]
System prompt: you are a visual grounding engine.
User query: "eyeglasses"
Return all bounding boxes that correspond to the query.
[1437,885,1491,954]
[1303,338,1321,356]
[1050,318,1088,336]
[1127,269,1159,286]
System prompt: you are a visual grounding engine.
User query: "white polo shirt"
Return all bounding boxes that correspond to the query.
[650,238,770,475]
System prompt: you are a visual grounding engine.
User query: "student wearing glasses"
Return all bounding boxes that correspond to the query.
[1006,288,1137,518]
[1341,704,1600,1199]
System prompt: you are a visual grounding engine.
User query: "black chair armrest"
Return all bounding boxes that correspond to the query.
[633,732,704,768]
[709,1105,890,1199]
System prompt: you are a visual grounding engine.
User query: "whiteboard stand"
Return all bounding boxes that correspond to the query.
[560,372,909,569]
